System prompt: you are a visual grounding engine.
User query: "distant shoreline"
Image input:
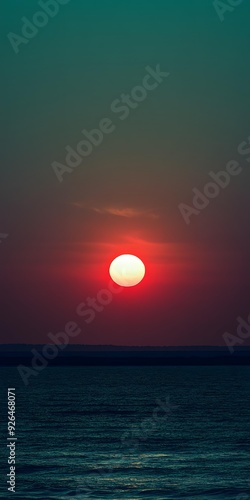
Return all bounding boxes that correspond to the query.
[1,345,249,366]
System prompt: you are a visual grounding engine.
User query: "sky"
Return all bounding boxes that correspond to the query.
[1,0,250,346]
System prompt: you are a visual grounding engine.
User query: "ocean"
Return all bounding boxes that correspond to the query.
[1,365,250,499]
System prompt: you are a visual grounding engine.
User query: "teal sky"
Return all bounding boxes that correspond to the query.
[1,0,250,346]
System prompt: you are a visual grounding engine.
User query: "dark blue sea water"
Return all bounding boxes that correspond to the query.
[1,366,250,499]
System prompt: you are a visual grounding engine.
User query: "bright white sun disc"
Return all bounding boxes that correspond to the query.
[109,254,145,287]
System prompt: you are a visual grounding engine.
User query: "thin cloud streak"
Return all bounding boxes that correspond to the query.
[72,203,159,219]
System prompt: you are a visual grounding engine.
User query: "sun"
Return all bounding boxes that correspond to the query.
[109,254,145,287]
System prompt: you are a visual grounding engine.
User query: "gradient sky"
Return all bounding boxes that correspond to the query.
[1,0,250,346]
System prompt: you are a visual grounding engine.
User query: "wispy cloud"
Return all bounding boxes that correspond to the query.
[93,207,159,219]
[72,203,159,219]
